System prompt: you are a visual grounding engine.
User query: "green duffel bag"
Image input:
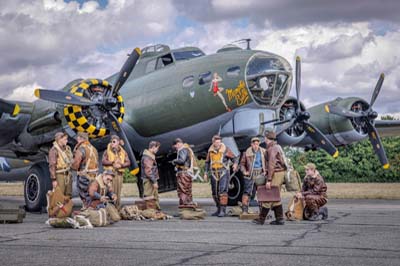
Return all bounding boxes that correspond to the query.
[105,203,121,222]
[254,174,266,186]
[284,170,302,192]
[80,208,110,227]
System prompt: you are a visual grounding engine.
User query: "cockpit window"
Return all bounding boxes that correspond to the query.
[246,54,291,107]
[156,54,174,70]
[227,66,240,77]
[173,50,205,61]
[145,59,157,74]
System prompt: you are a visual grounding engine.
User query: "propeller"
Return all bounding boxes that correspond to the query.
[324,74,389,168]
[35,48,142,174]
[266,57,339,158]
[0,99,20,117]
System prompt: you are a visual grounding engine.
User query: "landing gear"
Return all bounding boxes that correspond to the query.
[228,171,244,206]
[24,162,51,212]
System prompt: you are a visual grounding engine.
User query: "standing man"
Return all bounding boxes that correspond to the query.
[71,132,99,208]
[48,132,73,198]
[204,135,239,217]
[254,130,287,225]
[102,135,131,209]
[240,137,267,214]
[172,138,196,208]
[296,163,328,220]
[141,141,161,210]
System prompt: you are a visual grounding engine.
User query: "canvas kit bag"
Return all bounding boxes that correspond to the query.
[285,196,304,221]
[80,208,110,227]
[46,186,73,218]
[284,170,302,192]
[0,202,26,223]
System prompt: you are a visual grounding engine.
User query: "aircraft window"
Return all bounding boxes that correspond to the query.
[173,50,205,61]
[145,59,157,74]
[227,66,240,77]
[156,54,174,70]
[247,57,285,77]
[182,75,194,89]
[198,71,212,85]
[275,74,287,97]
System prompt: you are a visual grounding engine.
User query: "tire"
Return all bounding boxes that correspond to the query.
[228,171,244,206]
[24,162,51,212]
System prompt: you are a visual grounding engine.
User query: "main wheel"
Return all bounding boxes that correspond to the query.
[24,162,51,212]
[228,171,244,206]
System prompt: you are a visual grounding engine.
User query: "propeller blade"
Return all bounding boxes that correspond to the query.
[365,121,389,169]
[0,99,20,117]
[324,104,364,118]
[34,89,95,106]
[295,56,301,113]
[370,73,384,108]
[274,118,294,126]
[108,112,139,175]
[302,120,339,158]
[111,48,141,96]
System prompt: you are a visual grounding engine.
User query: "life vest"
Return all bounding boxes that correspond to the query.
[209,143,227,170]
[76,141,99,174]
[103,143,127,173]
[53,142,73,173]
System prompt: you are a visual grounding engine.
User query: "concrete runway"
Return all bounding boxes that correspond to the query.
[0,197,399,266]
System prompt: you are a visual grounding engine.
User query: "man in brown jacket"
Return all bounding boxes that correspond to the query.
[102,135,131,209]
[141,141,161,210]
[296,163,328,220]
[172,138,196,208]
[240,137,267,214]
[204,135,239,217]
[87,169,117,209]
[254,130,287,225]
[71,132,99,208]
[48,132,73,198]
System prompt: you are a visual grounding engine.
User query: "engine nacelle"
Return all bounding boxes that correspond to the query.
[275,97,307,146]
[308,97,369,146]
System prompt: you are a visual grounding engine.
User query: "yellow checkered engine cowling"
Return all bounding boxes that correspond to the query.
[63,79,124,138]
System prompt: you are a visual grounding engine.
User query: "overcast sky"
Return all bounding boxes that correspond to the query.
[1,0,400,116]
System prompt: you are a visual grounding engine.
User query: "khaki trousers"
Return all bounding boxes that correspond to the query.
[56,172,72,198]
[143,179,160,210]
[261,171,286,209]
[112,172,123,209]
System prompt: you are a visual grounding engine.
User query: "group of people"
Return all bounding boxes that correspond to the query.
[49,132,130,214]
[49,129,329,223]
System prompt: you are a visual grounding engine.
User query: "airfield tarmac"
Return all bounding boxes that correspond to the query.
[0,197,399,266]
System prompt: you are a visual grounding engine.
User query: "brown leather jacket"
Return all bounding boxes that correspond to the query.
[48,143,73,180]
[102,145,131,173]
[140,149,159,183]
[265,141,286,182]
[87,175,115,208]
[71,141,99,173]
[302,171,327,198]
[240,146,267,176]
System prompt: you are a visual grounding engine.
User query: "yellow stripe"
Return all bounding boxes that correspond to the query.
[34,89,40,98]
[69,113,76,121]
[117,95,123,102]
[68,122,75,129]
[383,163,390,169]
[324,105,330,113]
[12,104,20,116]
[333,150,339,158]
[120,107,125,114]
[102,80,109,87]
[72,106,81,112]
[90,79,99,85]
[75,92,83,97]
[77,117,86,125]
[79,82,89,90]
[86,125,96,134]
[296,56,301,61]
[70,86,78,93]
[99,128,107,136]
[134,47,141,56]
[118,117,123,123]
[130,167,140,176]
[76,126,85,132]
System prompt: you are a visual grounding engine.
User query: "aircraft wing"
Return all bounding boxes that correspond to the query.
[375,120,400,137]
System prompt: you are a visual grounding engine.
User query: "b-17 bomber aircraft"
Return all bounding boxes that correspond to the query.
[1,40,399,211]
